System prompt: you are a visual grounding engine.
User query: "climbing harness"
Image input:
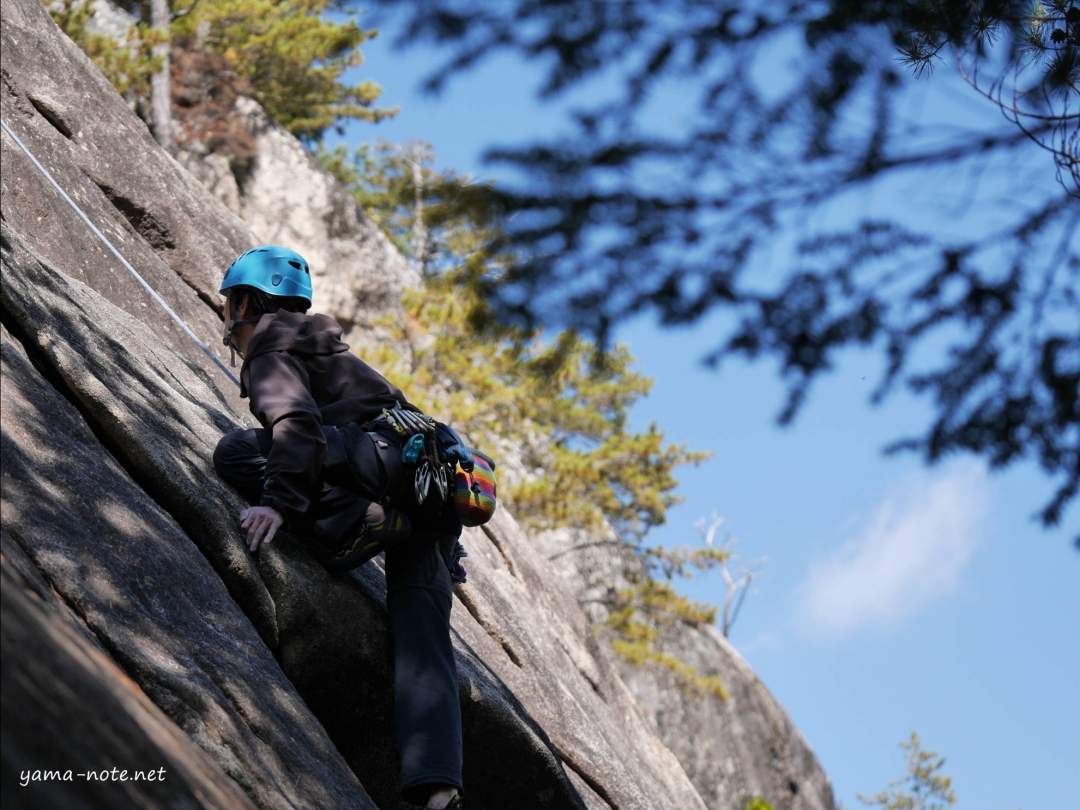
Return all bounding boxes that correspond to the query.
[0,117,240,387]
[375,404,449,509]
[373,405,497,524]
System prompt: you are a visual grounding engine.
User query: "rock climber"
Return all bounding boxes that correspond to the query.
[211,245,466,810]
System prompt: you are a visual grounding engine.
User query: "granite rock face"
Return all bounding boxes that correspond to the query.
[618,624,836,810]
[1,0,252,426]
[1,545,260,810]
[1,317,372,810]
[1,0,251,314]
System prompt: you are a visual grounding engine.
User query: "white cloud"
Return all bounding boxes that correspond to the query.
[796,460,989,638]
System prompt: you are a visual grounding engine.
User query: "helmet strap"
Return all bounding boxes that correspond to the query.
[222,290,261,366]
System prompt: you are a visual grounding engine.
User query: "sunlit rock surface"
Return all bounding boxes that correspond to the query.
[537,526,837,810]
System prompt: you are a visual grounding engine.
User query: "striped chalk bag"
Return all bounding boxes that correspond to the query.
[453,450,497,527]
[379,405,497,525]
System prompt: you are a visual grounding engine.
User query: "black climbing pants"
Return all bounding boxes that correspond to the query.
[213,427,464,804]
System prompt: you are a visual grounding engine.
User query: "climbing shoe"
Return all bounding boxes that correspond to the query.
[326,505,412,571]
[367,505,412,546]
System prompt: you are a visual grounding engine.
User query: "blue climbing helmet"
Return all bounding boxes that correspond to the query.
[220,245,313,305]
[220,245,313,365]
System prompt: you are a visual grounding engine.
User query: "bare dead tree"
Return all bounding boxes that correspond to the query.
[148,0,173,152]
[697,514,764,639]
[410,142,429,276]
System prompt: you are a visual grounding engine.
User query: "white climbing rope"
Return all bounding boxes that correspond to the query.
[0,117,240,387]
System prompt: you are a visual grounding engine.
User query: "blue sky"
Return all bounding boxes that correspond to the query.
[329,17,1079,808]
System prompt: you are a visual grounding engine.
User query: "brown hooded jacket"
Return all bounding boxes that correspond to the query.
[240,309,417,516]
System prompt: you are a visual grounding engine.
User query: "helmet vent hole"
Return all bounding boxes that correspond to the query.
[288,260,307,272]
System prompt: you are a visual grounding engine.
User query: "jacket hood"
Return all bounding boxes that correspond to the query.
[242,310,349,368]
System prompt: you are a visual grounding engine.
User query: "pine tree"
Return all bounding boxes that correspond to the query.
[859,733,958,810]
[171,0,393,140]
[46,0,165,103]
[47,0,394,143]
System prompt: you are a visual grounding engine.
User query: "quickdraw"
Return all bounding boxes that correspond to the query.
[378,404,453,510]
[378,405,496,521]
[380,403,437,436]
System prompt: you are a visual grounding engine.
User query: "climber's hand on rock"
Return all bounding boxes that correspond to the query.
[240,506,283,552]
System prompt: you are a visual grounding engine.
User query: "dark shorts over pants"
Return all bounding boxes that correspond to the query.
[213,427,464,804]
